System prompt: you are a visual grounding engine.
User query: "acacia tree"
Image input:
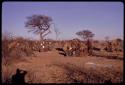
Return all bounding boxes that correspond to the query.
[25,14,53,40]
[76,29,94,55]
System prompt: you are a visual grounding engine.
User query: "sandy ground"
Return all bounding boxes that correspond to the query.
[2,50,123,83]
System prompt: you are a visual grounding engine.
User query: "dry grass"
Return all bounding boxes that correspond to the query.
[53,62,123,83]
[2,37,35,64]
[2,37,123,84]
[92,50,123,60]
[2,63,16,84]
[2,54,123,84]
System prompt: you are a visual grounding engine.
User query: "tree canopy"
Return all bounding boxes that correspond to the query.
[76,29,94,40]
[25,14,53,40]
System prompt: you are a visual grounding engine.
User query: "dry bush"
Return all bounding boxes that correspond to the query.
[53,63,123,83]
[92,50,123,60]
[2,36,36,83]
[25,69,45,83]
[2,64,15,84]
[2,36,35,63]
[92,39,123,60]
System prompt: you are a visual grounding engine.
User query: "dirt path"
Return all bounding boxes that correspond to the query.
[11,50,123,83]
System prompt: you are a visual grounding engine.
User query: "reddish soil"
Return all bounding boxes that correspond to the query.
[2,50,123,83]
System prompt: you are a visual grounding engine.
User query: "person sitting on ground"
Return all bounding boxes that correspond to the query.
[11,68,27,84]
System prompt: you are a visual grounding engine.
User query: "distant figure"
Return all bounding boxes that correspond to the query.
[11,68,27,84]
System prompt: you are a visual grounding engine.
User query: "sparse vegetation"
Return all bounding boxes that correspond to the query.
[76,30,94,55]
[2,33,123,83]
[2,14,123,84]
[2,2,123,84]
[2,33,35,65]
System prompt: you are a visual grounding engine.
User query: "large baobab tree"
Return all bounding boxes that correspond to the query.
[76,29,94,55]
[25,14,53,40]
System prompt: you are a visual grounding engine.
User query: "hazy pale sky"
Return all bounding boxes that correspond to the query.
[2,2,123,40]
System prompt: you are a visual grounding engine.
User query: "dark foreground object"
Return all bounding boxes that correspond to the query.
[11,68,27,84]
